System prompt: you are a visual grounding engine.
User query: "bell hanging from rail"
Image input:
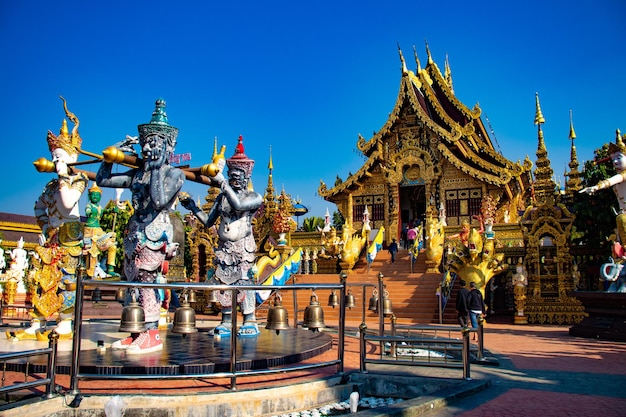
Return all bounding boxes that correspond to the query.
[265,294,290,335]
[345,289,356,309]
[171,293,198,335]
[382,295,393,317]
[119,291,145,333]
[303,292,325,332]
[91,287,103,302]
[328,290,339,308]
[188,289,197,304]
[206,290,218,303]
[115,287,126,303]
[368,290,379,312]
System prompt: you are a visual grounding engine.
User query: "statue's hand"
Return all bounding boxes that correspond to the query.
[580,186,598,195]
[179,192,196,211]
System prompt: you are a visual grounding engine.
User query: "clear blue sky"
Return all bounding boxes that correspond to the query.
[1,1,624,221]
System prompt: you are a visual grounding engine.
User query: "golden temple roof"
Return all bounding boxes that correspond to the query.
[320,44,532,199]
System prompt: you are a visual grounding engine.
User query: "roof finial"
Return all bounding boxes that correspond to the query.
[569,110,576,140]
[397,42,407,74]
[444,53,454,93]
[534,92,545,126]
[425,39,433,64]
[268,145,273,171]
[412,45,421,72]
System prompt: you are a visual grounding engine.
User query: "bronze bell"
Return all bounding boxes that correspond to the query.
[328,290,339,308]
[188,289,197,304]
[266,294,290,335]
[115,287,126,303]
[382,294,393,316]
[206,290,218,303]
[303,292,325,332]
[119,292,145,333]
[345,289,356,309]
[171,293,198,335]
[368,290,379,312]
[91,287,103,302]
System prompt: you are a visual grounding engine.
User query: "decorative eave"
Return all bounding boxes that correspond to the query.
[438,144,515,186]
[318,151,381,198]
[423,49,482,122]
[357,71,461,156]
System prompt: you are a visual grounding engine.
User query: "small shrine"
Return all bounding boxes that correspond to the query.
[520,94,586,325]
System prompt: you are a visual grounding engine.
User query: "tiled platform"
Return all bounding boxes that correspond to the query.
[1,320,333,376]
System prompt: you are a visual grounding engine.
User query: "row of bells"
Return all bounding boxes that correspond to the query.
[112,288,393,336]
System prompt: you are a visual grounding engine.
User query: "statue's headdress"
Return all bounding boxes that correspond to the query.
[46,96,82,157]
[608,129,626,155]
[226,135,254,178]
[137,98,179,151]
[89,183,102,194]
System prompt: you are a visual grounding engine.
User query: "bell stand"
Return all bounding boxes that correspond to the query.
[70,274,347,392]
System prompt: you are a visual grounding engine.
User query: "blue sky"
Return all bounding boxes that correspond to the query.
[1,1,625,221]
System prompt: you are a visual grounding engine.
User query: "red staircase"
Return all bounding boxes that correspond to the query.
[276,248,459,328]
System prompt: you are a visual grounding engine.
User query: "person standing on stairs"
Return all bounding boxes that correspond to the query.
[388,238,398,263]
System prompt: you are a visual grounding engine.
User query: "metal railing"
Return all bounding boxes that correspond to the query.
[0,331,60,403]
[69,270,347,393]
[359,323,473,380]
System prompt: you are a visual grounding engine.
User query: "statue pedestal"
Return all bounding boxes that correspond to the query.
[569,291,626,342]
[514,314,528,325]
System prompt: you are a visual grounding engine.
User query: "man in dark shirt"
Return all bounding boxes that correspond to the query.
[455,279,470,327]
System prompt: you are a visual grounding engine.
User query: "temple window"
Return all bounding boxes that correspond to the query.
[353,195,384,221]
[445,188,482,224]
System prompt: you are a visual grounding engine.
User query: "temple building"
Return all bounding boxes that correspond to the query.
[318,45,534,244]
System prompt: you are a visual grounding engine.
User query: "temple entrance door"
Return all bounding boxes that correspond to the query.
[399,185,426,228]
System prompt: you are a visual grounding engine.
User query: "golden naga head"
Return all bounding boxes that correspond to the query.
[467,228,483,262]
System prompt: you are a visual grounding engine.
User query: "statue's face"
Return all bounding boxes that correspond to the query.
[141,133,167,165]
[611,152,626,172]
[228,168,247,191]
[52,148,76,176]
[89,191,102,204]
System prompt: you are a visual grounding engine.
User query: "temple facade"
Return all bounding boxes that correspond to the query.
[318,45,533,245]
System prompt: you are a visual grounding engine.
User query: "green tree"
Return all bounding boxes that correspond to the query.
[571,144,616,257]
[332,211,345,230]
[302,216,324,232]
[100,202,131,276]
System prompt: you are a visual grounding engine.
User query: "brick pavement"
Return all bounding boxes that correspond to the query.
[427,321,626,417]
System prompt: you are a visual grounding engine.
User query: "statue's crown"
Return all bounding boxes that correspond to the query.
[137,98,179,148]
[46,119,82,156]
[226,135,254,178]
[608,129,626,155]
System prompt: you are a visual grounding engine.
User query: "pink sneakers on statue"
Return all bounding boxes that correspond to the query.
[126,329,163,354]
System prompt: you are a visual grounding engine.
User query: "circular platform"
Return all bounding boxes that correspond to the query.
[1,320,333,375]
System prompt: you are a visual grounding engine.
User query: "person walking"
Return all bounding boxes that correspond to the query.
[455,279,470,327]
[388,238,399,263]
[468,281,486,339]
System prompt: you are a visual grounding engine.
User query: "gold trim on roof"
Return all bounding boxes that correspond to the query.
[439,144,513,186]
[424,58,481,120]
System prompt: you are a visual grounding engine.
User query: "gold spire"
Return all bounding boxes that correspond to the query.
[534,92,545,125]
[413,45,421,72]
[568,110,576,140]
[565,110,582,194]
[268,145,274,170]
[397,42,407,74]
[444,53,454,93]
